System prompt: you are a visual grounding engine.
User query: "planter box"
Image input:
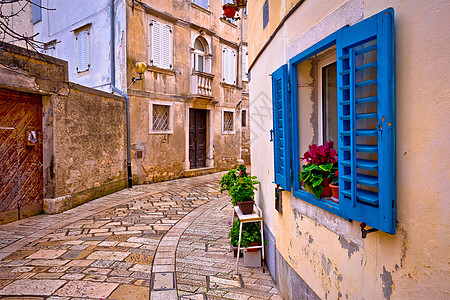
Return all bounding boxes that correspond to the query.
[244,249,261,267]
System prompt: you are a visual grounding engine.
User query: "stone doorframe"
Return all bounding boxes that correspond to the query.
[184,102,214,171]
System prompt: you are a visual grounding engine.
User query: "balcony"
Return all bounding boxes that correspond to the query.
[190,71,215,100]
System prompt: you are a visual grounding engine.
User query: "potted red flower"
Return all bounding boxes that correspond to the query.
[299,141,338,199]
[222,3,237,19]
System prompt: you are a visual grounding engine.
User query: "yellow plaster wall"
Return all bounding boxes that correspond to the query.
[249,0,450,299]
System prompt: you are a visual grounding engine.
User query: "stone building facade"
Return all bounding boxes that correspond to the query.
[32,0,250,185]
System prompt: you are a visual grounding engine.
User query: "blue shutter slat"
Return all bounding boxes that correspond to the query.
[337,8,395,234]
[271,64,291,191]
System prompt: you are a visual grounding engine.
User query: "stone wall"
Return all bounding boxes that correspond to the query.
[0,43,127,215]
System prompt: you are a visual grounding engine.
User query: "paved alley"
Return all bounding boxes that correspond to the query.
[0,172,281,300]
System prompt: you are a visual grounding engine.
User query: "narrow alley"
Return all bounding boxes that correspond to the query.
[0,172,280,299]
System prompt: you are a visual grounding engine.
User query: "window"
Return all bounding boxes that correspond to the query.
[222,109,235,134]
[150,20,173,70]
[242,45,249,81]
[271,9,395,234]
[192,0,209,10]
[76,28,90,73]
[193,38,205,72]
[149,101,174,134]
[241,109,247,128]
[263,0,269,29]
[32,0,42,24]
[222,46,237,85]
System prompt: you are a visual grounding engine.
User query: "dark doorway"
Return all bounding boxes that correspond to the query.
[189,109,207,169]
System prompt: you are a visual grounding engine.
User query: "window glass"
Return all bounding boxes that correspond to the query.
[263,0,269,29]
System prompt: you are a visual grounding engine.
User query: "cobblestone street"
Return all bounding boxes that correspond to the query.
[0,172,280,300]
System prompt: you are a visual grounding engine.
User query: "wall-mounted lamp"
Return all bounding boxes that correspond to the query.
[132,61,148,83]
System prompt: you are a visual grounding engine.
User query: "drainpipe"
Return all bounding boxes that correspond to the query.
[110,0,132,188]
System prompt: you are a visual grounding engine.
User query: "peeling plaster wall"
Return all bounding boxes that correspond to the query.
[249,0,450,299]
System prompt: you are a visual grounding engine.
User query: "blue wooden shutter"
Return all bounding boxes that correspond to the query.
[271,64,291,191]
[337,8,395,234]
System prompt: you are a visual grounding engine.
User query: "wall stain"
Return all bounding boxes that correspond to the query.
[308,235,314,244]
[380,266,394,300]
[321,254,331,275]
[338,235,359,258]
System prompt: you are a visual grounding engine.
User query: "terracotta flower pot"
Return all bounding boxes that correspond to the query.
[223,5,237,18]
[320,177,332,197]
[238,200,254,214]
[329,183,339,203]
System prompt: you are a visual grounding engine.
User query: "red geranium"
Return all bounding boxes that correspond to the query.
[300,140,337,165]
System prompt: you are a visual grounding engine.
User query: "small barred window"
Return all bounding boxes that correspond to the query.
[223,111,234,132]
[152,104,170,130]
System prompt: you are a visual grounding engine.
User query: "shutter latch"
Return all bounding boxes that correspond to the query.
[360,222,378,239]
[270,129,274,141]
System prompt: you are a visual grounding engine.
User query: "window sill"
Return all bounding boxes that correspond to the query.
[220,18,238,28]
[149,130,173,135]
[191,2,212,15]
[185,166,214,173]
[222,130,236,135]
[293,188,348,220]
[220,82,238,89]
[148,66,176,76]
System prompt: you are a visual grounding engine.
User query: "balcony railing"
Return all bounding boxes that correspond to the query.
[191,71,215,98]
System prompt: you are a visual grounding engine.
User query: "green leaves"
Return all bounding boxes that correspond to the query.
[299,162,337,199]
[228,218,262,248]
[229,176,259,206]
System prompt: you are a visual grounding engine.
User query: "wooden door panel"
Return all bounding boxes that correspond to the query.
[0,89,43,224]
[189,109,207,169]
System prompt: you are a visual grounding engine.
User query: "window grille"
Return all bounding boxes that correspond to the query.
[223,111,234,132]
[153,104,170,131]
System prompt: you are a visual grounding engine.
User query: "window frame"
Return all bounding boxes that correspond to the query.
[241,108,248,129]
[222,108,235,134]
[192,0,209,10]
[149,100,174,134]
[276,8,396,233]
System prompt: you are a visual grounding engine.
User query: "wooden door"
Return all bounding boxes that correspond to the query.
[189,109,207,168]
[0,89,43,224]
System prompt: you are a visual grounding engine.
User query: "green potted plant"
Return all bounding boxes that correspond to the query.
[329,170,339,203]
[299,141,338,199]
[219,164,248,193]
[229,175,259,214]
[228,218,262,254]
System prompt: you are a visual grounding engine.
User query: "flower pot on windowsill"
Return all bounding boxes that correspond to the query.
[238,200,254,214]
[329,183,339,203]
[223,5,237,19]
[321,177,332,197]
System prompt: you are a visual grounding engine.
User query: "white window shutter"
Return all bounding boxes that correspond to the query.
[242,46,248,81]
[230,49,236,85]
[151,21,161,67]
[161,24,172,69]
[76,30,89,72]
[222,47,228,82]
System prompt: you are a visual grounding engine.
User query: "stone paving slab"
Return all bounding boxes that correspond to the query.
[0,172,281,299]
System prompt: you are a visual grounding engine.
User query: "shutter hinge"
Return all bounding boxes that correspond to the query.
[269,129,274,141]
[150,23,153,26]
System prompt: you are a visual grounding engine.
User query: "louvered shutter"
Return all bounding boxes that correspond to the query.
[151,21,161,67]
[230,49,236,85]
[271,64,291,191]
[337,8,395,234]
[161,24,172,69]
[242,46,248,81]
[222,47,229,83]
[76,30,89,72]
